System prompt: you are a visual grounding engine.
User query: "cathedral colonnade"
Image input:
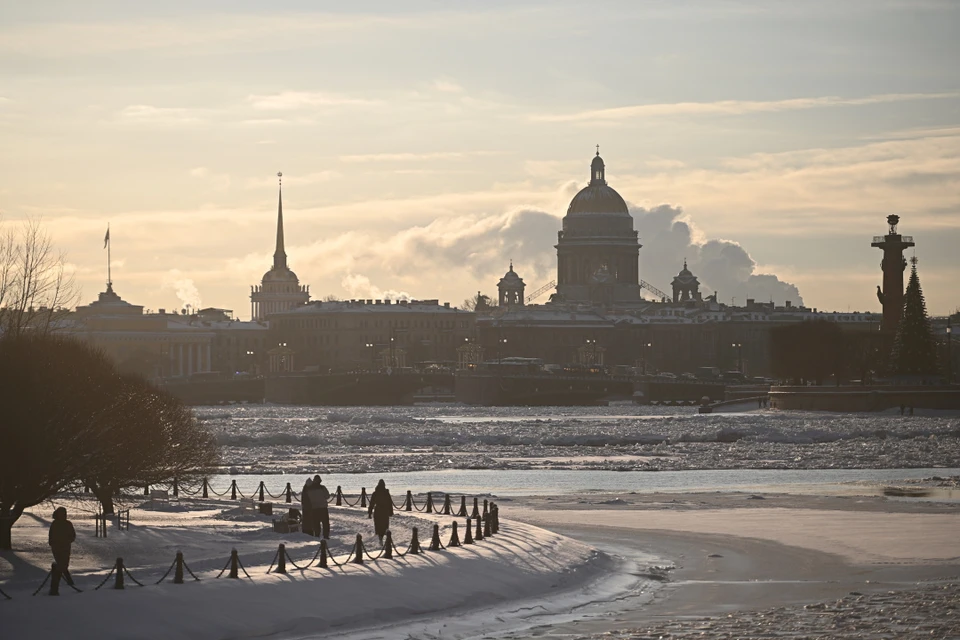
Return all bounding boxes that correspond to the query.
[172,341,212,377]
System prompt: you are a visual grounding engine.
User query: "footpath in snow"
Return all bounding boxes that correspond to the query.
[0,493,605,640]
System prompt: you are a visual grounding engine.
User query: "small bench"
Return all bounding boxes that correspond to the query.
[238,497,256,512]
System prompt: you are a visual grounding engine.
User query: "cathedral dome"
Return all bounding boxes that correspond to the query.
[566,153,630,217]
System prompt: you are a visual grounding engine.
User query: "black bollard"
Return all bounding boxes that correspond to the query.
[258,482,265,502]
[335,486,343,506]
[360,487,368,508]
[442,493,452,515]
[405,490,413,512]
[426,492,434,513]
[352,534,364,564]
[448,520,461,547]
[202,477,209,498]
[483,499,488,519]
[471,497,480,519]
[114,558,125,589]
[49,563,61,596]
[230,480,237,501]
[458,495,467,517]
[229,549,239,579]
[285,482,292,503]
[463,518,474,544]
[318,539,329,568]
[383,531,393,559]
[492,504,499,533]
[484,511,492,538]
[276,543,287,574]
[430,524,442,551]
[174,551,184,584]
[173,478,179,498]
[144,485,150,497]
[409,527,422,555]
[475,515,484,541]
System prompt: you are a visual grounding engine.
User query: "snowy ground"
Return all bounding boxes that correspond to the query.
[0,495,605,640]
[200,404,960,474]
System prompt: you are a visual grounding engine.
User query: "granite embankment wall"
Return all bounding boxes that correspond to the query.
[769,385,960,412]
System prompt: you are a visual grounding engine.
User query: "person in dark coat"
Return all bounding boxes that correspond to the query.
[367,479,394,543]
[307,475,331,539]
[49,507,76,586]
[300,477,315,536]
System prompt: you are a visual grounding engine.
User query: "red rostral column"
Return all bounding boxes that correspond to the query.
[872,214,915,335]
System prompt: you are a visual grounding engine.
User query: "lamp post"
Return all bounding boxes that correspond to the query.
[947,320,953,384]
[585,338,597,369]
[497,337,508,367]
[365,342,374,370]
[642,342,652,375]
[246,349,255,375]
[732,342,743,375]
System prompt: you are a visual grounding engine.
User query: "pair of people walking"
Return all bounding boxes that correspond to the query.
[300,475,330,538]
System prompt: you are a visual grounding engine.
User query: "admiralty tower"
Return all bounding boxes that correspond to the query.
[250,173,310,320]
[555,150,642,305]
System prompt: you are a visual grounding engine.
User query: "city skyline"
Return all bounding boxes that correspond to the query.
[2,1,958,316]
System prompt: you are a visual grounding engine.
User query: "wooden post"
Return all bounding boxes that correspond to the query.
[285,482,292,503]
[173,478,179,498]
[352,534,364,564]
[174,551,184,584]
[319,539,329,568]
[360,488,368,508]
[448,520,461,547]
[475,514,484,541]
[276,543,287,574]
[426,492,434,513]
[258,482,265,502]
[405,490,413,511]
[458,495,467,517]
[229,549,239,579]
[383,531,393,559]
[442,493,452,515]
[49,563,61,596]
[202,477,209,498]
[114,558,125,589]
[430,524,442,551]
[464,519,474,544]
[409,527,421,555]
[230,480,237,501]
[472,497,480,519]
[335,486,343,506]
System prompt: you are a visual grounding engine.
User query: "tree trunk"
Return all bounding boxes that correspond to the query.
[90,484,115,515]
[0,504,24,550]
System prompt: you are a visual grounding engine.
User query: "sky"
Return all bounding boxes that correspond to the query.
[2,1,958,318]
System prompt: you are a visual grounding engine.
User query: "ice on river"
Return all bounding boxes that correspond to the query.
[197,405,960,475]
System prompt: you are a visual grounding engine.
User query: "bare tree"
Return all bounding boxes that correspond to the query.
[0,217,80,337]
[0,334,219,548]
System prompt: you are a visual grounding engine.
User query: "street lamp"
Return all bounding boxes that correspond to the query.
[497,337,508,367]
[731,342,743,375]
[947,320,953,384]
[585,338,597,369]
[642,342,652,375]
[365,342,375,370]
[245,350,255,374]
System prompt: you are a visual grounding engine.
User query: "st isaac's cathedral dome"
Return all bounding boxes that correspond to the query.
[565,153,630,217]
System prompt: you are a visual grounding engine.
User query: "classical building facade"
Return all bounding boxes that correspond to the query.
[250,177,310,320]
[555,152,642,305]
[269,298,476,371]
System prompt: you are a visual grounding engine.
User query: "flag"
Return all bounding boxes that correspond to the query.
[104,227,110,249]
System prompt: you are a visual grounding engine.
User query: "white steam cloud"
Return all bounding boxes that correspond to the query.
[341,273,410,301]
[162,269,203,311]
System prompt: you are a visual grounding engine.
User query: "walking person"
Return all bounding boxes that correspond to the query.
[49,507,76,587]
[300,477,315,536]
[308,475,331,539]
[367,479,394,543]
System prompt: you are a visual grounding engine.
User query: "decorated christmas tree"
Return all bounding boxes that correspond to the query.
[890,257,939,376]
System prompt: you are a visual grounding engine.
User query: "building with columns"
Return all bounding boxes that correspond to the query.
[250,175,310,320]
[555,151,642,305]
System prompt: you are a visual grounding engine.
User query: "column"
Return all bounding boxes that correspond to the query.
[187,344,193,377]
[178,344,184,377]
[206,344,212,372]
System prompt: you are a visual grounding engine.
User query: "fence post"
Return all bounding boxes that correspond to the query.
[276,543,287,574]
[383,531,393,559]
[259,481,265,503]
[49,563,61,596]
[285,482,292,503]
[114,558,125,589]
[475,514,484,541]
[430,524,442,551]
[173,477,179,498]
[409,527,421,555]
[229,549,240,579]
[458,495,467,517]
[319,539,329,568]
[360,488,368,508]
[493,503,499,533]
[335,486,343,506]
[464,518,474,544]
[174,551,184,584]
[442,493,452,515]
[405,490,413,512]
[483,499,488,519]
[144,485,150,497]
[353,534,364,564]
[448,520,461,547]
[426,492,434,513]
[202,477,209,498]
[471,497,480,519]
[230,480,238,501]
[484,511,492,538]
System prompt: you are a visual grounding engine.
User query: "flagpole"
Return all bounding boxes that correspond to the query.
[107,223,111,289]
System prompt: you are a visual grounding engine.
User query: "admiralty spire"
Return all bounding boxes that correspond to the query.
[250,172,310,320]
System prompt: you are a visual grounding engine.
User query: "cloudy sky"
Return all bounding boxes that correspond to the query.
[2,1,958,317]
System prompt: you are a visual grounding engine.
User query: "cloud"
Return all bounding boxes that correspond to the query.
[433,79,464,94]
[534,92,960,123]
[245,91,378,111]
[116,105,207,126]
[340,273,410,301]
[633,205,803,306]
